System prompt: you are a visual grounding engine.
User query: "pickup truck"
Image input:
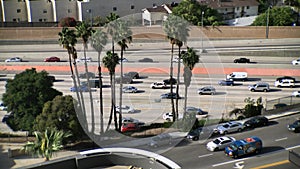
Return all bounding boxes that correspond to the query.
[224,136,262,158]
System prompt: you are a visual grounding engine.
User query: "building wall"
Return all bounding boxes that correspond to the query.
[2,0,28,22]
[29,0,53,22]
[55,0,78,22]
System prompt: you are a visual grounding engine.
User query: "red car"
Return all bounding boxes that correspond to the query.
[121,123,139,132]
[44,57,60,62]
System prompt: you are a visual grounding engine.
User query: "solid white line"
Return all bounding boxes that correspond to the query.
[198,153,213,158]
[275,137,288,142]
[286,144,300,150]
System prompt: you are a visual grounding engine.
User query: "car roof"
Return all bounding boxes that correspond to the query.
[216,136,232,141]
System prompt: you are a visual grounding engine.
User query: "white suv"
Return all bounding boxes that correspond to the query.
[248,82,270,92]
[274,79,295,88]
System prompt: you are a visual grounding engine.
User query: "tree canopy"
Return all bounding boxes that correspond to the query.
[172,0,222,26]
[34,95,85,140]
[2,68,62,132]
[252,6,296,26]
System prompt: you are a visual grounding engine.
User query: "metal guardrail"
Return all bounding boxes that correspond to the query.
[289,150,300,167]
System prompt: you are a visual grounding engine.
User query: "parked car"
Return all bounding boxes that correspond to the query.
[122,117,144,126]
[234,57,250,63]
[287,120,300,133]
[115,76,132,84]
[160,92,180,99]
[185,106,207,115]
[292,58,300,65]
[116,105,135,114]
[215,121,244,135]
[121,123,139,132]
[149,134,173,148]
[218,80,234,86]
[244,116,269,129]
[124,71,139,79]
[150,82,167,89]
[186,127,214,141]
[163,112,173,121]
[138,58,153,62]
[79,72,95,78]
[0,102,7,111]
[276,76,296,82]
[122,86,138,93]
[5,57,22,62]
[292,91,300,97]
[248,82,269,92]
[163,78,177,85]
[44,56,60,62]
[197,86,216,95]
[70,85,89,92]
[172,56,183,63]
[206,136,236,151]
[76,57,92,62]
[119,58,128,62]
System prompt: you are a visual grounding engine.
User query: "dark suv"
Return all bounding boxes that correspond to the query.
[234,58,250,63]
[244,116,269,129]
[287,120,300,133]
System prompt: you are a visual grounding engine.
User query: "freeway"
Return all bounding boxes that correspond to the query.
[160,114,300,169]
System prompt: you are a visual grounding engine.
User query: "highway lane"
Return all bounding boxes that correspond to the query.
[159,114,300,169]
[1,74,299,128]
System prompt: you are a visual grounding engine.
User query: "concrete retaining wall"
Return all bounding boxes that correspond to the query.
[0,26,299,41]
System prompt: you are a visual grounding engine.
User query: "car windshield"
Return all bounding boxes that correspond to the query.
[222,124,229,128]
[213,139,221,144]
[229,144,238,150]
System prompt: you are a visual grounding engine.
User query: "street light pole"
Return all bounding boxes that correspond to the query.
[266,6,270,39]
[201,11,205,53]
[87,9,93,27]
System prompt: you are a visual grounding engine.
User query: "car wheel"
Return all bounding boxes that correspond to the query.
[198,92,202,95]
[223,131,228,135]
[238,128,242,132]
[211,92,214,95]
[152,86,155,89]
[214,147,219,151]
[193,136,199,141]
[263,89,267,92]
[233,154,238,159]
[251,89,255,92]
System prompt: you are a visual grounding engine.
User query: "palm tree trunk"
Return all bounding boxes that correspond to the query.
[118,48,124,131]
[113,73,118,130]
[83,43,95,133]
[106,73,114,132]
[170,43,176,122]
[176,46,181,120]
[97,52,104,134]
[184,85,188,118]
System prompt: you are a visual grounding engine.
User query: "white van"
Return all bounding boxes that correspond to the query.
[227,72,248,81]
[274,79,295,88]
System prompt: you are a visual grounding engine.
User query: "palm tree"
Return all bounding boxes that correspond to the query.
[181,47,199,117]
[115,20,132,131]
[22,129,71,161]
[75,21,95,133]
[90,29,108,134]
[163,14,189,122]
[103,51,119,131]
[58,27,87,124]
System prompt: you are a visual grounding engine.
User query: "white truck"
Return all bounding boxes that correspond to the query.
[227,72,248,81]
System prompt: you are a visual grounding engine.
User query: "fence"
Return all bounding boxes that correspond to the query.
[262,96,300,115]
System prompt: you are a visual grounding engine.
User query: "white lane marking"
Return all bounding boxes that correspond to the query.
[275,137,288,142]
[286,144,300,150]
[198,153,213,158]
[234,161,244,169]
[212,158,251,167]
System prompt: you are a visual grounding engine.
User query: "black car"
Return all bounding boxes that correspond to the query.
[124,71,139,79]
[287,120,300,133]
[234,58,250,63]
[276,76,296,82]
[138,58,153,62]
[160,92,180,99]
[244,116,269,128]
[163,78,177,85]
